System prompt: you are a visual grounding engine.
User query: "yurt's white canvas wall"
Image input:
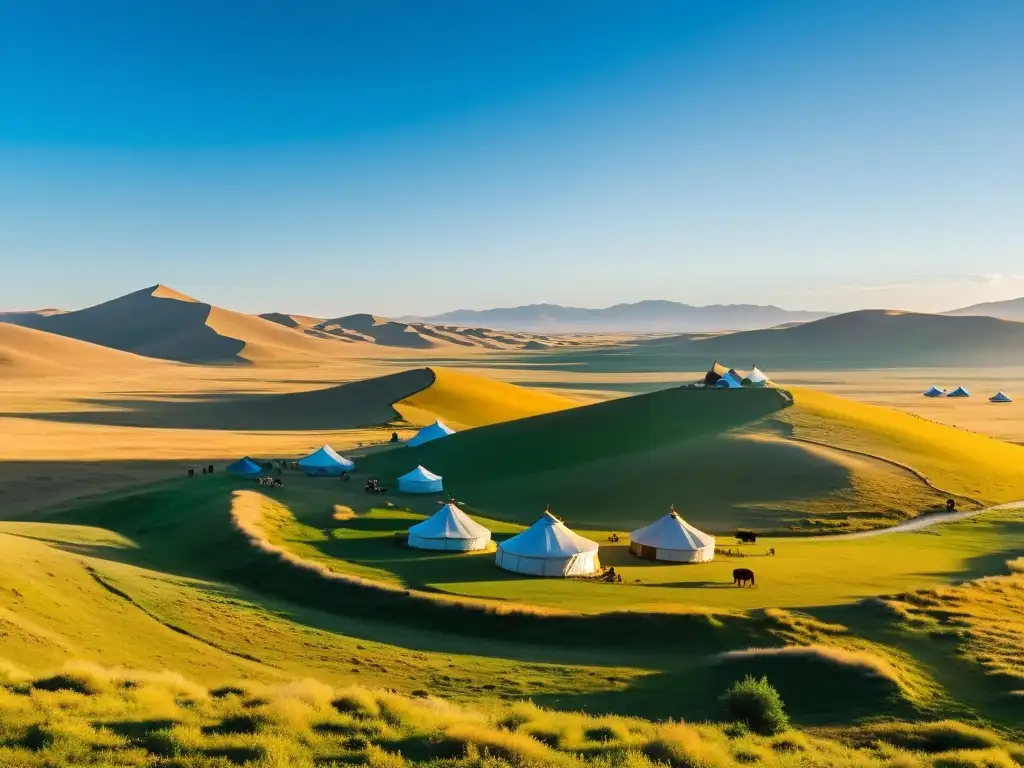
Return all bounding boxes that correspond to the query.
[408,503,491,551]
[407,420,456,448]
[398,465,444,494]
[298,445,355,476]
[495,511,599,577]
[629,509,715,563]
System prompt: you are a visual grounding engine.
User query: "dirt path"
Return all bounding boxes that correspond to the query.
[814,500,1024,541]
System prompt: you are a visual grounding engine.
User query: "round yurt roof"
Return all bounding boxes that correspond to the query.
[227,457,263,475]
[498,511,598,558]
[408,503,490,540]
[948,386,971,397]
[630,509,715,551]
[748,366,768,384]
[990,391,1012,403]
[298,445,354,469]
[407,420,456,447]
[399,465,442,482]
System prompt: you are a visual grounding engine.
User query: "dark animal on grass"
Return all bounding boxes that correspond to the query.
[736,531,757,544]
[188,468,194,477]
[733,568,755,587]
[946,498,956,513]
[768,548,776,556]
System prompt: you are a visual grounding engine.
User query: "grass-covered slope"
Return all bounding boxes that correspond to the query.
[363,387,950,531]
[3,659,1021,768]
[394,367,578,429]
[781,387,1024,505]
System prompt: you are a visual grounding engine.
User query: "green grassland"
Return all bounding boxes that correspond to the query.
[359,386,979,533]
[1,472,1019,731]
[2,378,1024,765]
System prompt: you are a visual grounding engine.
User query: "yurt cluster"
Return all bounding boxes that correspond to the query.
[923,385,1012,403]
[228,416,718,579]
[412,503,715,578]
[703,362,769,388]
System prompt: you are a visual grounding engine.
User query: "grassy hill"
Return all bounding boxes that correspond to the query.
[361,386,960,532]
[27,284,350,364]
[394,367,579,429]
[0,323,166,378]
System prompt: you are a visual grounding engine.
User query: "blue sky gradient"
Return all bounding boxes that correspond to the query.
[2,1,1022,316]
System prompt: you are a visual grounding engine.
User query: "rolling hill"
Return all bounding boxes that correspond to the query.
[394,367,578,429]
[409,300,830,333]
[360,385,981,532]
[17,285,350,364]
[946,296,1024,322]
[0,323,165,378]
[632,309,1024,368]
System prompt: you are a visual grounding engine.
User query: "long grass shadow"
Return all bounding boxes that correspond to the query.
[0,368,432,431]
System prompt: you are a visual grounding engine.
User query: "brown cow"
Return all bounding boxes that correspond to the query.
[733,568,755,587]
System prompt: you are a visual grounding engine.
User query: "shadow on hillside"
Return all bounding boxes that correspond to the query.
[0,369,433,431]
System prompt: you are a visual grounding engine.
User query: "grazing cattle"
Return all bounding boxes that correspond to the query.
[736,531,757,544]
[733,568,755,587]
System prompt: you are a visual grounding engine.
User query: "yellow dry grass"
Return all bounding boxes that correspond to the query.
[781,386,1024,504]
[394,367,579,428]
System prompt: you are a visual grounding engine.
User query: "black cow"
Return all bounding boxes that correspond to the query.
[733,568,755,587]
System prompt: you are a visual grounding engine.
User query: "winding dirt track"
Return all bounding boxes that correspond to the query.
[815,500,1023,541]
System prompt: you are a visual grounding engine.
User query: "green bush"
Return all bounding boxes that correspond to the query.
[719,676,789,736]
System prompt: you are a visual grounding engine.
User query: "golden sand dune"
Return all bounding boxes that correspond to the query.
[0,323,163,378]
[28,285,354,364]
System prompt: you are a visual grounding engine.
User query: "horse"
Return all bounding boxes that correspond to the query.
[733,568,755,587]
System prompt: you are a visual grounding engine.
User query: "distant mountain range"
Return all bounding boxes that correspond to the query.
[405,300,832,333]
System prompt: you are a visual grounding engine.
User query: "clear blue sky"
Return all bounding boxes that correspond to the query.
[2,1,1022,316]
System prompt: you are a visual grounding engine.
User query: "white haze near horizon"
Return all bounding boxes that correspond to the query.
[3,273,1024,318]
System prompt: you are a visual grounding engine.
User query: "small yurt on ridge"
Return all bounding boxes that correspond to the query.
[227,457,263,477]
[923,385,945,398]
[408,500,491,551]
[629,506,715,563]
[715,369,743,389]
[947,386,972,398]
[398,465,443,494]
[990,392,1013,403]
[298,445,355,476]
[495,509,599,577]
[407,420,456,448]
[746,366,769,387]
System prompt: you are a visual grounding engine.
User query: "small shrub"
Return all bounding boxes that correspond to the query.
[719,676,789,736]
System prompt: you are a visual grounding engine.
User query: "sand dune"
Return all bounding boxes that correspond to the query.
[0,323,163,378]
[28,285,353,364]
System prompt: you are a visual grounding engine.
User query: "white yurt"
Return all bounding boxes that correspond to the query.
[298,445,355,476]
[407,420,456,448]
[747,366,769,387]
[629,507,715,563]
[398,465,444,494]
[495,510,600,577]
[990,391,1013,403]
[408,501,491,551]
